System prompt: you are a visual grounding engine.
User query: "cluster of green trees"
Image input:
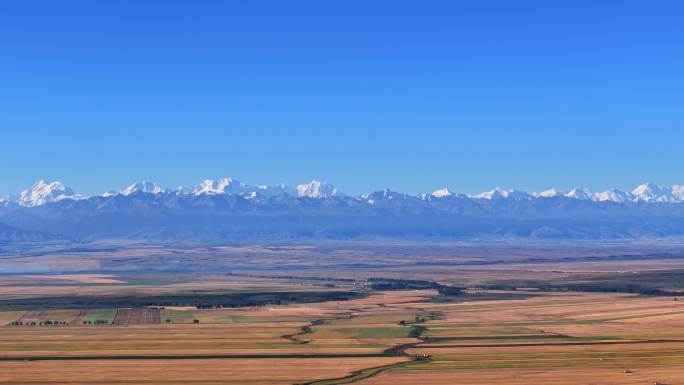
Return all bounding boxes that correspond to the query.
[83,320,109,325]
[367,278,465,296]
[399,315,429,326]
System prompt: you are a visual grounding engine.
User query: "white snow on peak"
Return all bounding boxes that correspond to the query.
[534,188,564,198]
[473,187,505,199]
[594,188,632,203]
[296,180,339,198]
[17,180,83,207]
[564,187,594,200]
[631,183,677,202]
[121,181,165,195]
[7,179,684,205]
[473,187,530,200]
[193,178,250,196]
[469,184,684,203]
[432,187,453,197]
[530,187,644,202]
[672,185,684,201]
[174,180,294,198]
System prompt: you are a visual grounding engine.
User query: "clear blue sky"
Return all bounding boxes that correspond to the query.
[1,1,683,196]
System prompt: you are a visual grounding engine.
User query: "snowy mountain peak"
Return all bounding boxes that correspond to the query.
[296,180,339,198]
[432,187,453,197]
[594,188,631,203]
[473,187,530,200]
[121,181,165,195]
[565,187,594,200]
[473,187,505,199]
[5,179,684,206]
[534,188,564,198]
[632,182,659,194]
[17,180,83,207]
[193,177,250,195]
[672,185,684,201]
[631,183,676,202]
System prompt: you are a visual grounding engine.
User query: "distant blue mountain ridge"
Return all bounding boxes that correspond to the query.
[1,179,684,241]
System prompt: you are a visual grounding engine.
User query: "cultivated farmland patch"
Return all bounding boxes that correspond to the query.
[112,308,161,325]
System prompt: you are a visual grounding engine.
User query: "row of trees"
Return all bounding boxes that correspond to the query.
[83,320,109,325]
[164,318,200,323]
[9,319,113,326]
[10,320,68,326]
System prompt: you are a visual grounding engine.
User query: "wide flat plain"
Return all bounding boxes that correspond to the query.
[370,292,684,385]
[3,240,684,384]
[2,285,684,384]
[0,357,408,385]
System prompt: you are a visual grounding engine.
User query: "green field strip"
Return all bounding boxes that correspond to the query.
[82,308,117,324]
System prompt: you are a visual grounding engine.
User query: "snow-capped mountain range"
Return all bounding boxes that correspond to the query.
[3,179,684,207]
[1,178,343,207]
[4,178,684,241]
[436,184,684,203]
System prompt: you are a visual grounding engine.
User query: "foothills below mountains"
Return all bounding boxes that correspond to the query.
[2,178,684,242]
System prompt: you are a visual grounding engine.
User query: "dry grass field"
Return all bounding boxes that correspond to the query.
[0,287,423,384]
[0,357,408,385]
[3,241,684,384]
[2,287,684,384]
[364,292,684,385]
